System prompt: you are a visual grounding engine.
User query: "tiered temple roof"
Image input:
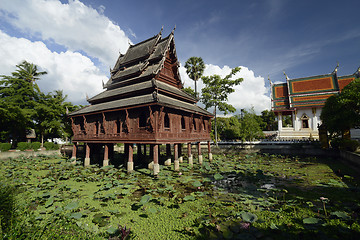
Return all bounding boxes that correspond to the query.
[271,67,360,112]
[70,30,208,118]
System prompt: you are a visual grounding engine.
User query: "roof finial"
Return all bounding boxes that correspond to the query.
[102,80,105,89]
[160,25,164,33]
[128,39,131,46]
[333,62,339,73]
[172,25,176,34]
[268,75,272,85]
[283,71,289,81]
[86,93,89,100]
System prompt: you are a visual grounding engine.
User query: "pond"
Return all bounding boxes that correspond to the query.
[1,152,360,239]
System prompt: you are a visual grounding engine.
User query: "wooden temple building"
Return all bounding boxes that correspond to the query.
[69,29,213,174]
[271,66,360,140]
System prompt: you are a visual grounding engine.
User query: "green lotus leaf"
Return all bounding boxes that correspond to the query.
[192,180,202,187]
[183,195,195,201]
[44,196,54,208]
[330,211,350,220]
[106,225,118,235]
[65,201,79,210]
[139,194,152,205]
[303,217,321,224]
[241,211,258,223]
[70,212,83,219]
[214,173,224,180]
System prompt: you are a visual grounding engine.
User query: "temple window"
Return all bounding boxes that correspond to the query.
[181,116,186,130]
[301,114,309,128]
[193,118,197,131]
[139,112,147,128]
[164,113,170,129]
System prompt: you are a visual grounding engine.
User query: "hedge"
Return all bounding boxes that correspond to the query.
[43,142,59,150]
[31,142,41,151]
[331,138,360,152]
[16,142,31,151]
[0,143,12,152]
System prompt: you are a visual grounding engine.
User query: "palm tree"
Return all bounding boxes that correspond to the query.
[13,60,47,92]
[185,57,205,99]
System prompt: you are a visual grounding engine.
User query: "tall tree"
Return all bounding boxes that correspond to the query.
[321,78,360,137]
[12,60,47,93]
[236,108,264,141]
[0,61,45,142]
[260,110,277,131]
[185,57,205,98]
[201,67,243,145]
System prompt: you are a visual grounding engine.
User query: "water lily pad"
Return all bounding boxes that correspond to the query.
[303,217,321,224]
[70,212,83,219]
[106,225,118,235]
[331,211,350,220]
[241,211,258,223]
[53,206,63,215]
[183,195,195,201]
[148,207,157,214]
[65,201,79,210]
[44,197,54,208]
[192,180,202,187]
[214,173,224,180]
[139,194,152,205]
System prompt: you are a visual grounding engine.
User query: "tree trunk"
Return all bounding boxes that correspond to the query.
[41,133,44,148]
[214,105,218,147]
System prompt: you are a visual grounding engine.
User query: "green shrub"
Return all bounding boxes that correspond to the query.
[0,143,12,152]
[43,142,60,150]
[331,138,360,152]
[16,142,31,151]
[31,142,41,151]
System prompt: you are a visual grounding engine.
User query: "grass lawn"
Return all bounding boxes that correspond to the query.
[1,151,360,239]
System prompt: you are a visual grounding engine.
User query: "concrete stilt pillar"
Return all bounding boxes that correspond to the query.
[178,143,183,163]
[127,143,134,173]
[71,143,77,164]
[187,143,193,168]
[153,144,159,175]
[103,144,109,167]
[84,143,90,167]
[174,143,179,171]
[197,142,203,165]
[164,144,171,166]
[207,141,212,162]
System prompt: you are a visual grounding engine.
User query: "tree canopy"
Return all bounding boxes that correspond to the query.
[320,78,360,137]
[201,67,243,144]
[185,57,205,98]
[0,61,78,144]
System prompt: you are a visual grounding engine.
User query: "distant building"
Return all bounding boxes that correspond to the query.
[271,66,360,140]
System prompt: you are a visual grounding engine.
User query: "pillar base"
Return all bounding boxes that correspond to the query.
[148,161,154,170]
[174,160,180,171]
[103,159,109,167]
[84,158,90,167]
[70,157,76,165]
[164,158,172,166]
[199,155,203,165]
[153,163,160,175]
[179,156,183,163]
[188,155,193,168]
[127,162,134,173]
[208,153,213,162]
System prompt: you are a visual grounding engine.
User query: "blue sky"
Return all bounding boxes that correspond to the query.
[1,0,359,114]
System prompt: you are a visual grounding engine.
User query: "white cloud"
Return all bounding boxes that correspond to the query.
[180,64,271,114]
[0,30,105,105]
[0,0,130,67]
